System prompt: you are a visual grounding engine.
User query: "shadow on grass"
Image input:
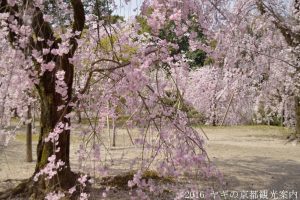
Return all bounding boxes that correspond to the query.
[213,156,300,191]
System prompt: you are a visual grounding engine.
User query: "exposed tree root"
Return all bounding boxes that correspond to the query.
[0,171,85,200]
[286,133,300,144]
[0,178,32,199]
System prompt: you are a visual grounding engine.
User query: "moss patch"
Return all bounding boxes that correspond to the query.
[100,170,174,189]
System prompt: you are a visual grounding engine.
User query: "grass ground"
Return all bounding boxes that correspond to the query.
[0,125,299,199]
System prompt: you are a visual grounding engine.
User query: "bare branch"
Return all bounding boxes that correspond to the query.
[79,47,157,95]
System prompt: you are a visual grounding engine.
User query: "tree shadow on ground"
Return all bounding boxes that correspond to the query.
[213,156,300,191]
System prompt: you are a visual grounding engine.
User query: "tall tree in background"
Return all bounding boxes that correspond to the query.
[256,0,300,136]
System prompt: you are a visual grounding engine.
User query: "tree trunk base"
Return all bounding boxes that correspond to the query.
[286,133,300,144]
[0,179,30,199]
[0,171,83,200]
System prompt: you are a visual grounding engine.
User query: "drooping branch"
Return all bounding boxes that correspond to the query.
[256,0,300,47]
[79,47,157,95]
[0,0,22,44]
[79,61,129,95]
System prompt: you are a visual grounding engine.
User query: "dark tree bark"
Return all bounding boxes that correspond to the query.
[32,0,85,196]
[34,54,75,191]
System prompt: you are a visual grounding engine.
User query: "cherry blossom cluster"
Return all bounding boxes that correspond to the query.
[34,155,65,181]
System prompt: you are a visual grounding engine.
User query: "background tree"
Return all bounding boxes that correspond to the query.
[255,0,300,136]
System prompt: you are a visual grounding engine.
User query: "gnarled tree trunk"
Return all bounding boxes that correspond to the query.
[33,55,75,192]
[0,0,85,198]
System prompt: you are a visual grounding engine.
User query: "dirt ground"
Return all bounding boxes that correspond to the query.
[0,125,299,199]
[204,126,300,192]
